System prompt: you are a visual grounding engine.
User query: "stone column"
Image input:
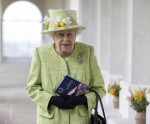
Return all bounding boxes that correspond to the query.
[79,0,100,46]
[0,0,2,63]
[99,0,111,71]
[123,0,133,83]
[109,0,125,77]
[146,94,150,124]
[132,0,150,85]
[77,0,103,68]
[94,0,101,65]
[124,0,150,85]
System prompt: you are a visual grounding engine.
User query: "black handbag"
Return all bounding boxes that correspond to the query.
[89,89,106,124]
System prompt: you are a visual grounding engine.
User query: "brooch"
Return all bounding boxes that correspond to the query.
[77,53,84,64]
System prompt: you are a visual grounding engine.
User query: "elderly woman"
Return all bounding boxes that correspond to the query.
[26,9,106,124]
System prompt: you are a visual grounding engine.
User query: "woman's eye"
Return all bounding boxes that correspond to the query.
[58,34,64,36]
[67,33,74,37]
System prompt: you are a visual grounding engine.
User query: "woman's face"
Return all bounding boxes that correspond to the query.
[53,29,77,57]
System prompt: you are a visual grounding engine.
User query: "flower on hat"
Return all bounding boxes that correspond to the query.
[42,15,73,30]
[63,17,72,25]
[54,16,72,27]
[42,15,50,30]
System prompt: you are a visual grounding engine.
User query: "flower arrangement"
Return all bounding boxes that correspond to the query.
[127,86,149,112]
[107,80,121,97]
[42,15,72,30]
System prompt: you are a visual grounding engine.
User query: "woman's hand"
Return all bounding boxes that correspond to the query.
[49,96,75,109]
[68,95,87,106]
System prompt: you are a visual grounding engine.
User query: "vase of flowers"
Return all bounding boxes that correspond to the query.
[107,80,121,108]
[135,112,146,124]
[113,96,119,108]
[127,86,149,124]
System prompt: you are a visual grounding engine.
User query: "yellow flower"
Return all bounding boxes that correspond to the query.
[55,22,66,27]
[55,22,60,27]
[45,21,49,27]
[60,22,65,27]
[45,21,50,29]
[134,91,144,101]
[108,88,116,95]
[107,80,121,97]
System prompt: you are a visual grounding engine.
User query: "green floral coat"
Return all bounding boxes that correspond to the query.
[26,42,106,124]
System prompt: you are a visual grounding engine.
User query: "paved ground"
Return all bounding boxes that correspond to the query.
[0,59,36,124]
[0,87,36,124]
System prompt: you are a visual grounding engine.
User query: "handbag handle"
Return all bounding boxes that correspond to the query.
[89,88,106,124]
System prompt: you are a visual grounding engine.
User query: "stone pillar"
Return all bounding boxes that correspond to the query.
[123,0,133,83]
[94,0,101,65]
[0,0,2,63]
[99,0,111,71]
[77,0,103,68]
[79,0,100,46]
[109,0,124,77]
[146,94,150,124]
[124,0,150,85]
[132,0,150,85]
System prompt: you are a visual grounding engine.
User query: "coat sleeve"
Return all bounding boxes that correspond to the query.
[25,48,53,111]
[85,46,106,112]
